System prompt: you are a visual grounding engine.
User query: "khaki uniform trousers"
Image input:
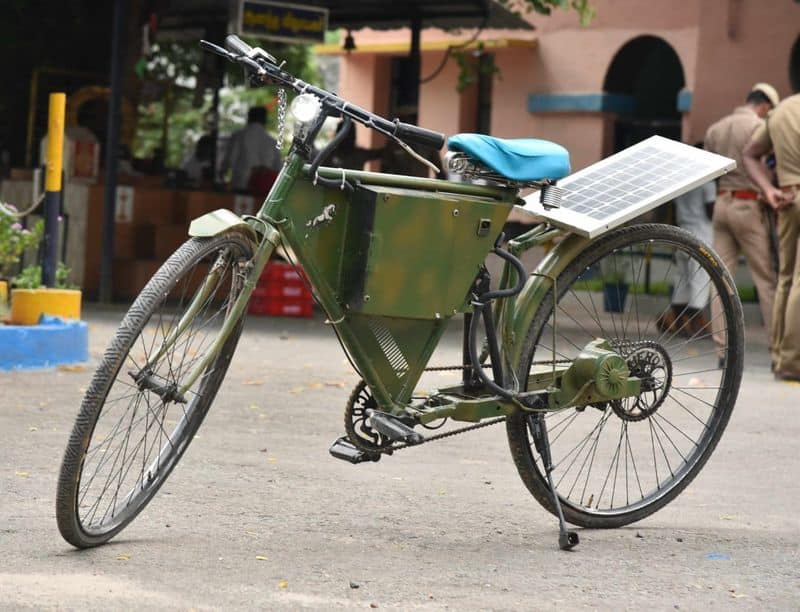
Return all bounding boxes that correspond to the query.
[710,193,777,360]
[772,191,800,373]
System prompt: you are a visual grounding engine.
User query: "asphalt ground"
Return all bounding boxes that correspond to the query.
[1,303,798,610]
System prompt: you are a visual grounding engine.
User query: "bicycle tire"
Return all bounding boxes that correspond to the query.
[506,224,744,528]
[56,233,253,548]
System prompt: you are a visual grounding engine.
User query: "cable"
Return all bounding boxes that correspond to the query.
[0,193,45,218]
[420,17,488,84]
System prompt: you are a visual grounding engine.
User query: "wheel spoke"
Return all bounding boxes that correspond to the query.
[67,238,251,540]
[512,228,742,522]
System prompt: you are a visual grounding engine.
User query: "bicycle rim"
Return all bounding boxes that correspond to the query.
[68,236,250,540]
[510,225,743,525]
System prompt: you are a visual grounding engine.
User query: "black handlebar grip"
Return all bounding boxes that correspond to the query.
[199,40,231,58]
[225,34,253,56]
[393,121,446,150]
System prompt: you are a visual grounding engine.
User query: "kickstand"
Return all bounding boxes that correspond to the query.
[528,413,579,551]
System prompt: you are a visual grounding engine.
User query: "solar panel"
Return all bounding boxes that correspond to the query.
[517,136,736,238]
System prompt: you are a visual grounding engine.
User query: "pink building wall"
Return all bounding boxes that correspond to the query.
[419,51,464,140]
[331,0,799,170]
[337,53,392,151]
[690,0,798,142]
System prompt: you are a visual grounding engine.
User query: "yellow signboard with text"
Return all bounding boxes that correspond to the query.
[239,0,328,45]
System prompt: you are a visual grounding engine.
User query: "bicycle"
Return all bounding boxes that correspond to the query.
[56,35,744,551]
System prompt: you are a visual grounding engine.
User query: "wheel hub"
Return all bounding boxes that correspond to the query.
[611,341,672,422]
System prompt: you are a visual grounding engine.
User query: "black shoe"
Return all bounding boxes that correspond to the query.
[717,357,725,369]
[775,369,800,383]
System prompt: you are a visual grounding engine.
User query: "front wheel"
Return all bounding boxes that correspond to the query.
[56,232,253,548]
[507,224,744,528]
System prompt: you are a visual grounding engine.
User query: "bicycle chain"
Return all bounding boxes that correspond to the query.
[275,87,287,152]
[348,342,651,455]
[347,359,573,456]
[389,416,508,452]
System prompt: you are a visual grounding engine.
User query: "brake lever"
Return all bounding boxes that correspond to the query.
[248,46,277,64]
[199,39,267,77]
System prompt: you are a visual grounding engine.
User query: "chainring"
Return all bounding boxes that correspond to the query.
[344,380,395,453]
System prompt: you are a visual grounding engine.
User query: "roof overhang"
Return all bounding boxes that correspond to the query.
[314,36,537,56]
[305,0,535,31]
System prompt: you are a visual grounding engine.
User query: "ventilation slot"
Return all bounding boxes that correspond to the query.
[368,320,408,377]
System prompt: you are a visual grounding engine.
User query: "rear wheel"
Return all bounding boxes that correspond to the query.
[507,224,744,528]
[56,232,253,548]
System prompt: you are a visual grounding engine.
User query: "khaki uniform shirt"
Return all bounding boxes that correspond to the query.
[704,106,763,191]
[750,93,800,187]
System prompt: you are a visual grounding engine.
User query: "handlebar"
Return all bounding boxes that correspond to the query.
[392,120,446,151]
[224,34,253,57]
[202,35,446,151]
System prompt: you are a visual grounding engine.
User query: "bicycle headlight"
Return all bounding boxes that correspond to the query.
[290,93,322,127]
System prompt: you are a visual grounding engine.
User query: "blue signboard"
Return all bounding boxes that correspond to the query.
[239,0,328,45]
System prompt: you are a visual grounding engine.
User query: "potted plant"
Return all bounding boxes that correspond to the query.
[0,202,43,320]
[600,253,631,313]
[10,262,81,325]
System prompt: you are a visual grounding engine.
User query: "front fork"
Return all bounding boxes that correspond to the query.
[136,225,281,398]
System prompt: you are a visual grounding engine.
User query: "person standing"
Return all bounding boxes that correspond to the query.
[743,93,800,381]
[657,174,717,336]
[221,106,282,192]
[704,83,780,367]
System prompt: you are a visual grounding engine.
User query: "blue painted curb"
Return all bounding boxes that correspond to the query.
[0,315,89,371]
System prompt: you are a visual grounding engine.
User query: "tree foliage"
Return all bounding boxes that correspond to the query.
[452,1,594,95]
[132,40,320,167]
[503,0,595,25]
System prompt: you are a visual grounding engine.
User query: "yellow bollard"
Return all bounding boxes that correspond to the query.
[43,92,66,286]
[45,93,66,192]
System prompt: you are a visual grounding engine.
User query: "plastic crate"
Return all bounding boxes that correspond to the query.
[260,283,312,300]
[248,293,313,318]
[258,261,308,286]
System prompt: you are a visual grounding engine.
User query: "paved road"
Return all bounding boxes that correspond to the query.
[1,304,798,610]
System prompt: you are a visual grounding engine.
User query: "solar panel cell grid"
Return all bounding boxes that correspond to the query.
[519,136,736,238]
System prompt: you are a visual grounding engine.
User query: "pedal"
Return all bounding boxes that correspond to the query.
[365,410,424,445]
[328,437,380,464]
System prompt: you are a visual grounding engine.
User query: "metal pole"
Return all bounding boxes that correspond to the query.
[99,0,126,302]
[43,92,66,288]
[25,69,40,169]
[410,15,422,123]
[210,56,222,184]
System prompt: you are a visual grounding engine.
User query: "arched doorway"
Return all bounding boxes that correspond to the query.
[604,36,685,152]
[790,34,800,93]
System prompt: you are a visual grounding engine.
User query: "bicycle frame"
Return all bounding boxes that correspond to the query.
[60,36,742,556]
[180,149,640,424]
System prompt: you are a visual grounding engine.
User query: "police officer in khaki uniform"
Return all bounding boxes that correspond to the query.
[743,93,800,381]
[704,83,780,366]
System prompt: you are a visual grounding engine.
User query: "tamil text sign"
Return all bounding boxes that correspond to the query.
[239,0,328,45]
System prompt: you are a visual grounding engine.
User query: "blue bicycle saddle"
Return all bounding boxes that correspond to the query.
[447,133,570,182]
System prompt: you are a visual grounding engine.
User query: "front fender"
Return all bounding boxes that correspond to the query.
[503,232,591,372]
[188,208,259,243]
